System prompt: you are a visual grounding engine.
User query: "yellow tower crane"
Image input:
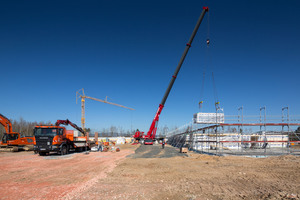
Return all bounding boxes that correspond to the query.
[76,88,134,130]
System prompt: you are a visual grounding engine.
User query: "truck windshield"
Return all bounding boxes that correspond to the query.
[34,128,58,136]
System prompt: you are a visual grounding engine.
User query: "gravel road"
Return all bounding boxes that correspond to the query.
[129,144,187,158]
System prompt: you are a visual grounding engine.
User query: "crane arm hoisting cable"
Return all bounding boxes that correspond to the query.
[199,9,221,113]
[144,7,209,141]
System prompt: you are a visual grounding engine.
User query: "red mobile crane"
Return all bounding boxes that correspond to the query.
[34,119,90,156]
[133,130,144,142]
[143,7,209,144]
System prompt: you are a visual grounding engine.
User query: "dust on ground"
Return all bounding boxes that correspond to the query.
[0,144,299,200]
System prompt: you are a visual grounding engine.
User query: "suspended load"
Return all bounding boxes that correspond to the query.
[193,112,225,124]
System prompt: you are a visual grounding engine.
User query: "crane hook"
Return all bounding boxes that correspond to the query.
[206,39,210,46]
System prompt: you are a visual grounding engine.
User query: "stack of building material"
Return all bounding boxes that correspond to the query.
[180,147,188,153]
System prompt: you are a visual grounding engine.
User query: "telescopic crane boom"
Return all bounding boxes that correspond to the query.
[144,7,209,141]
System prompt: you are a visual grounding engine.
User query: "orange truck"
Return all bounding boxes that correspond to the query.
[34,119,91,156]
[0,113,35,151]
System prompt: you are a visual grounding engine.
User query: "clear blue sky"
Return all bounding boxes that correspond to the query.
[1,0,300,133]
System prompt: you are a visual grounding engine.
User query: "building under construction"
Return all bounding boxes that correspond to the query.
[167,107,300,157]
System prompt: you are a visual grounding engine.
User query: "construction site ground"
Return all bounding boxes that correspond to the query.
[0,144,299,200]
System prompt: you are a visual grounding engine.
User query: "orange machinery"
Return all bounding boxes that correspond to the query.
[0,113,35,151]
[34,119,91,156]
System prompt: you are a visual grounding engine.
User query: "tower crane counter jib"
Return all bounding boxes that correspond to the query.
[143,7,209,144]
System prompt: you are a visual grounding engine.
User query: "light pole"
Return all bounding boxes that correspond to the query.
[238,106,243,151]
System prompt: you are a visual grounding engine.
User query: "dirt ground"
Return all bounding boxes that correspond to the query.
[0,144,299,200]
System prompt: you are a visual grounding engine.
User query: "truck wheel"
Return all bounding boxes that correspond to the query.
[66,145,70,154]
[39,152,46,156]
[75,147,83,152]
[61,145,67,155]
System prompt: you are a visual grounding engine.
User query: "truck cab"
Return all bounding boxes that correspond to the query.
[34,125,68,156]
[34,121,90,156]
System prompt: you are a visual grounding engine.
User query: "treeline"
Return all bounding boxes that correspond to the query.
[97,126,140,137]
[95,125,168,138]
[0,117,51,138]
[0,117,171,139]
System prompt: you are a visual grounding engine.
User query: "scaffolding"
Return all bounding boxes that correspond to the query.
[167,107,300,157]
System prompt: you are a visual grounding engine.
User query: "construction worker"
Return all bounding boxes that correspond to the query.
[162,140,165,149]
[98,142,103,152]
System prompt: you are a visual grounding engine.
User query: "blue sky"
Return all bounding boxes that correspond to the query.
[1,0,300,133]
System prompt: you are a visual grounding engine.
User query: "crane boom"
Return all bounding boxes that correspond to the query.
[55,119,86,136]
[145,7,209,140]
[76,88,134,129]
[85,96,134,110]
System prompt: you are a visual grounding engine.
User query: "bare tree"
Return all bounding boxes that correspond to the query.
[162,125,169,136]
[0,117,49,137]
[110,126,118,137]
[118,126,125,136]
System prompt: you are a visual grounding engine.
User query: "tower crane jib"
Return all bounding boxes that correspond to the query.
[76,88,134,130]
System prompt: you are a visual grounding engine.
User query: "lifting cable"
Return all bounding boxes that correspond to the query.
[198,40,208,111]
[199,8,220,111]
[199,71,205,111]
[206,10,219,104]
[212,72,219,103]
[198,9,210,112]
